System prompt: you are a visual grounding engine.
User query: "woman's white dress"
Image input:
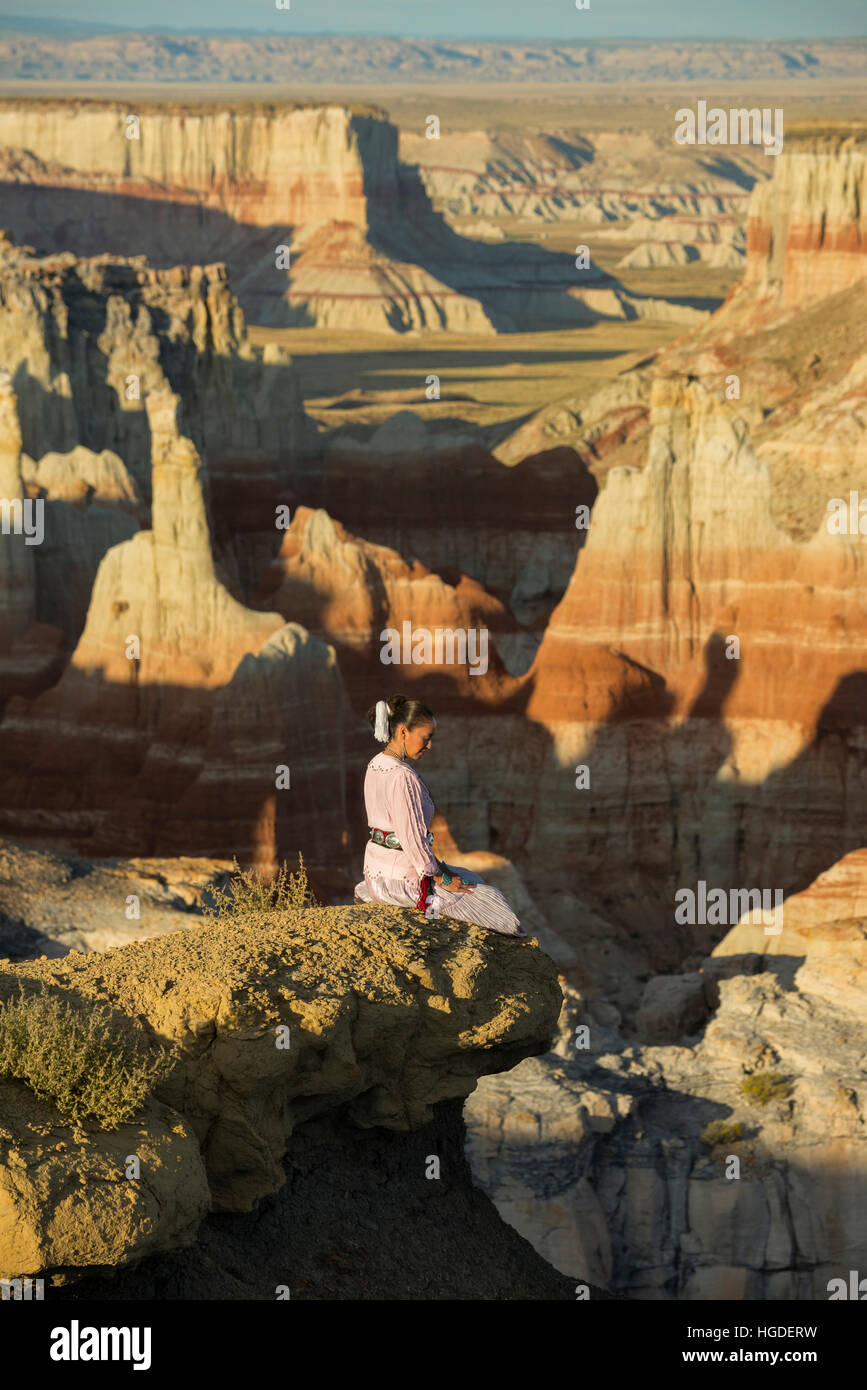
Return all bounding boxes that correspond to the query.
[354,751,524,936]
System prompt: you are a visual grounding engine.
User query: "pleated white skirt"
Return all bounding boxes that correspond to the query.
[355,861,525,938]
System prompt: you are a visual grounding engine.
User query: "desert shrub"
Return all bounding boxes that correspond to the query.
[0,984,174,1129]
[739,1071,793,1106]
[203,853,318,922]
[701,1119,744,1147]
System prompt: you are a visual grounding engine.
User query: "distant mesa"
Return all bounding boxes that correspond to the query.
[0,33,863,84]
[0,101,704,334]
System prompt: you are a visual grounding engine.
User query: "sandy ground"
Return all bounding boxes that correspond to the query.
[0,78,862,130]
[248,319,678,433]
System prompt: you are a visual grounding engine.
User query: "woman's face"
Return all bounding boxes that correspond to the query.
[399,719,436,760]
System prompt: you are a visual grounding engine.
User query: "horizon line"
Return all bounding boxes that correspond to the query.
[0,21,864,43]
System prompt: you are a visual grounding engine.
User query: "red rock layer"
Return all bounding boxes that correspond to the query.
[744,136,867,307]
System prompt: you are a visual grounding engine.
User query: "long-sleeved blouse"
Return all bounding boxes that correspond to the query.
[363,751,438,903]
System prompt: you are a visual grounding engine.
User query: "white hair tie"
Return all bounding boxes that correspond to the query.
[374,700,391,743]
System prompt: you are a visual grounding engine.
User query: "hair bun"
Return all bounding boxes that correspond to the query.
[365,694,434,740]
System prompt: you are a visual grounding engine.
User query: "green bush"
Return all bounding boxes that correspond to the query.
[0,984,174,1129]
[203,853,318,922]
[739,1071,793,1106]
[701,1119,744,1147]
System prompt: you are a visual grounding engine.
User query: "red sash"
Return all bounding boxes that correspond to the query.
[417,875,432,912]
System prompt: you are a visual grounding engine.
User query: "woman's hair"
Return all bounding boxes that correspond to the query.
[366,694,435,739]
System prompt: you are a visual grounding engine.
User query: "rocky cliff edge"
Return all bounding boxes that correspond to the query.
[0,902,559,1288]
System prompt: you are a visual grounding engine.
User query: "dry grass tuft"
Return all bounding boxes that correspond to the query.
[203,853,318,925]
[0,984,174,1129]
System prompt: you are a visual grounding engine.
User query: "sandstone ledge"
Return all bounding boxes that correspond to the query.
[0,903,560,1283]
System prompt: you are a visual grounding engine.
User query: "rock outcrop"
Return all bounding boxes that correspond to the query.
[465,852,867,1297]
[532,374,864,706]
[0,100,708,333]
[0,369,65,700]
[744,132,867,308]
[0,232,311,498]
[0,393,353,882]
[0,835,229,960]
[714,848,867,1019]
[251,505,519,691]
[0,371,32,648]
[0,234,314,657]
[0,237,355,876]
[0,899,571,1297]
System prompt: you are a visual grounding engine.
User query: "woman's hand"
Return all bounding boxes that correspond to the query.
[434,872,473,895]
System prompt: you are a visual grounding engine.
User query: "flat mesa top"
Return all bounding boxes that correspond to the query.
[782,120,867,149]
[0,97,389,119]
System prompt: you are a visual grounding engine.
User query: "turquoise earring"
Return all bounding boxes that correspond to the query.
[401,740,406,761]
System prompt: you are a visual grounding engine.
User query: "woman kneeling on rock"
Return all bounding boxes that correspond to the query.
[354,694,525,937]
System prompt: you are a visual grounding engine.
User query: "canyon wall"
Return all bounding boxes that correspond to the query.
[0,370,34,653]
[0,235,313,666]
[0,233,311,497]
[423,373,866,980]
[531,374,865,718]
[465,853,867,1298]
[0,100,703,332]
[0,100,398,230]
[0,390,354,881]
[412,133,867,981]
[0,369,65,699]
[744,134,867,307]
[308,411,598,628]
[405,127,762,227]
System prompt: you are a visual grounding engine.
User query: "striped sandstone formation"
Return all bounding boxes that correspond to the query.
[0,100,695,333]
[744,131,867,308]
[0,393,352,882]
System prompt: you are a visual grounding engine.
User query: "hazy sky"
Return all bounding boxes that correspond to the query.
[0,0,863,40]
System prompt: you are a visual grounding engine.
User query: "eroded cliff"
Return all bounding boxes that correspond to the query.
[744,130,867,308]
[0,898,590,1299]
[0,99,704,333]
[465,852,867,1298]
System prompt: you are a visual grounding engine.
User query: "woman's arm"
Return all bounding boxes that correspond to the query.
[390,770,440,878]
